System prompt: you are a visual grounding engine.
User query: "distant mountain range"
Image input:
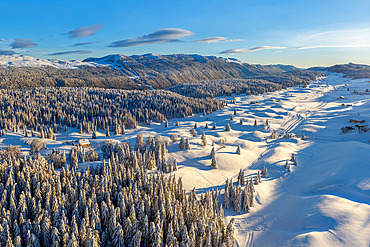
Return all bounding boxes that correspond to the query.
[0,54,322,90]
[309,62,370,79]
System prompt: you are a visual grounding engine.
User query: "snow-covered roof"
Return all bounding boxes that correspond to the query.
[78,139,90,145]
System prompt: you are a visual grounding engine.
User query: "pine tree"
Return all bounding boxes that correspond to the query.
[185,138,190,150]
[179,137,185,150]
[224,219,235,247]
[205,123,208,129]
[51,227,60,247]
[223,179,230,209]
[211,156,217,169]
[165,121,168,128]
[261,166,267,177]
[201,132,207,146]
[173,159,178,171]
[237,169,244,185]
[291,153,295,162]
[112,223,125,247]
[234,185,241,213]
[210,147,215,159]
[257,171,261,183]
[285,160,291,172]
[106,126,110,137]
[225,123,231,131]
[67,233,79,247]
[253,119,257,126]
[191,129,197,137]
[212,123,216,130]
[236,145,241,155]
[242,186,250,212]
[249,177,254,207]
[166,224,176,246]
[240,119,243,125]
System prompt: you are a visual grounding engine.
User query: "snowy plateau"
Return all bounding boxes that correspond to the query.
[0,54,100,69]
[0,72,369,246]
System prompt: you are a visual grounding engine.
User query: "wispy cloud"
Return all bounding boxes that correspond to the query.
[48,50,92,56]
[11,39,37,49]
[219,48,248,54]
[220,46,287,54]
[67,24,103,39]
[72,42,93,47]
[109,28,194,47]
[293,44,370,50]
[0,50,17,55]
[193,36,242,43]
[0,39,11,43]
[292,28,370,49]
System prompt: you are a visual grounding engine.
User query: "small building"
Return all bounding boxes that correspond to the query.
[78,139,90,147]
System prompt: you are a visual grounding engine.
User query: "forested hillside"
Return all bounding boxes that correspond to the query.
[0,87,223,132]
[168,70,325,98]
[0,54,317,90]
[0,146,234,246]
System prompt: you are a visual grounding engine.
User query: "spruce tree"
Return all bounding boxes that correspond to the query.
[201,132,207,146]
[225,123,231,131]
[106,126,110,137]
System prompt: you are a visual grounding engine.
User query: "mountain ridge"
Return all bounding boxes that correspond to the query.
[0,54,320,90]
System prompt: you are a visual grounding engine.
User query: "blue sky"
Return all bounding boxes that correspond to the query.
[1,0,370,67]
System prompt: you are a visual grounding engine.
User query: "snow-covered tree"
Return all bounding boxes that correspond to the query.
[261,166,267,177]
[170,133,178,142]
[185,138,190,150]
[191,129,197,137]
[201,132,207,146]
[285,160,291,172]
[30,139,43,156]
[225,123,231,131]
[106,126,110,137]
[211,156,217,169]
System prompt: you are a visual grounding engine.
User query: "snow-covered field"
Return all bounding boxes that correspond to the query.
[1,73,369,246]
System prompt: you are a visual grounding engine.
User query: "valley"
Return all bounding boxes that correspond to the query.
[1,72,369,246]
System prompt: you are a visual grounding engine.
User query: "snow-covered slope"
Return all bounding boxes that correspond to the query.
[1,72,368,246]
[0,54,99,69]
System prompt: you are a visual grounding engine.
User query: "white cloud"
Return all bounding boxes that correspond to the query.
[293,44,370,50]
[193,36,242,43]
[220,46,287,54]
[293,28,370,48]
